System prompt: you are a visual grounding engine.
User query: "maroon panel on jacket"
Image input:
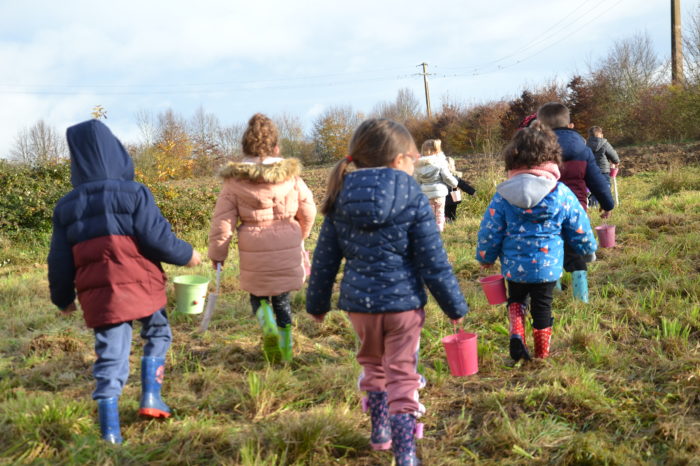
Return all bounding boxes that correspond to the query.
[73,235,167,328]
[560,160,588,210]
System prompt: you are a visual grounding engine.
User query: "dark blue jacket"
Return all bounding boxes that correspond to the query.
[554,128,614,211]
[48,120,192,328]
[306,168,468,320]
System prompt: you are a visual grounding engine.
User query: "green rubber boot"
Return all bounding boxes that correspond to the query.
[256,299,280,361]
[278,324,293,363]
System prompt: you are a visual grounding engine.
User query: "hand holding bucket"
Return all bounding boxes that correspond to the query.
[442,324,478,376]
[479,274,508,305]
[594,224,616,248]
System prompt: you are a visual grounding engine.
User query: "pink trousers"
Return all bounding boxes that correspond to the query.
[347,309,425,416]
[429,197,446,232]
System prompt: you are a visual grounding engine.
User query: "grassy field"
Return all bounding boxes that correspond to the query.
[1,156,700,465]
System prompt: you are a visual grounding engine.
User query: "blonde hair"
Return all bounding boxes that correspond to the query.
[242,113,279,159]
[320,118,416,215]
[536,102,570,129]
[421,139,441,156]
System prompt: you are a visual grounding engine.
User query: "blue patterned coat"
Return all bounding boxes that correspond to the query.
[475,175,597,283]
[306,168,468,320]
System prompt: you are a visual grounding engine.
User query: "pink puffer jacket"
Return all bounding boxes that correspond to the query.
[208,158,316,296]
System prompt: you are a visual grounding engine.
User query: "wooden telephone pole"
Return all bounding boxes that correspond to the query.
[418,62,433,118]
[672,0,684,84]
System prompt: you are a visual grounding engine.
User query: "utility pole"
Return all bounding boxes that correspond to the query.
[417,62,432,118]
[672,0,684,84]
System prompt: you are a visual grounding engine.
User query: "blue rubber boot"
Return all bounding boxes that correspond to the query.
[572,270,589,303]
[362,391,391,450]
[97,397,122,444]
[390,413,420,466]
[139,357,171,418]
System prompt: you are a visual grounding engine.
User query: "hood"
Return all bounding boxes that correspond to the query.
[587,136,605,152]
[497,174,557,209]
[334,168,417,228]
[66,120,134,187]
[414,154,445,182]
[219,158,300,183]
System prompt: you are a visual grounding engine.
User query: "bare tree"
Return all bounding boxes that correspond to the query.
[372,88,421,123]
[135,109,157,147]
[217,123,244,159]
[592,31,663,103]
[275,112,306,158]
[9,120,67,166]
[684,4,700,84]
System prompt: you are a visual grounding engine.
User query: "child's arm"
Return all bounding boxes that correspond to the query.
[604,141,620,165]
[208,189,238,266]
[132,186,194,266]
[439,166,459,189]
[294,178,317,239]
[409,196,468,320]
[475,196,506,266]
[560,187,597,256]
[457,178,476,196]
[47,212,77,310]
[305,217,343,317]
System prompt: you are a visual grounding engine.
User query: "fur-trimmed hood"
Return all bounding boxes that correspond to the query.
[219,158,301,183]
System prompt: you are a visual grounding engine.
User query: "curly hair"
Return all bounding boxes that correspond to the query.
[242,113,279,159]
[503,120,562,170]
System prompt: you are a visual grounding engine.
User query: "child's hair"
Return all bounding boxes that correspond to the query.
[421,139,441,156]
[320,118,416,215]
[503,120,562,171]
[588,126,603,138]
[242,113,279,159]
[536,102,570,129]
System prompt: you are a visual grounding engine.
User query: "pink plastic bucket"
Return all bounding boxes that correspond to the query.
[595,224,616,248]
[479,274,507,305]
[442,330,478,376]
[609,167,619,178]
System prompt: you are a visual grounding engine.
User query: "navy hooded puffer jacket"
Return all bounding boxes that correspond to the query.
[306,168,468,320]
[48,120,192,328]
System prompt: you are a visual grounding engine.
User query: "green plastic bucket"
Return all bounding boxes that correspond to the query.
[173,275,209,314]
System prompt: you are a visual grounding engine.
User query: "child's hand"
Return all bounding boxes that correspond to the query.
[451,317,464,325]
[311,313,326,323]
[212,260,224,270]
[480,262,494,269]
[59,302,77,316]
[600,209,611,219]
[186,250,202,267]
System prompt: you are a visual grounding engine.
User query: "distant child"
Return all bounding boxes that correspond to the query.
[48,120,202,444]
[476,121,597,361]
[444,156,476,222]
[586,126,620,206]
[413,139,458,232]
[537,102,614,303]
[306,119,468,465]
[208,113,316,363]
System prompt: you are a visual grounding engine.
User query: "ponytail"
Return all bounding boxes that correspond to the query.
[320,157,353,215]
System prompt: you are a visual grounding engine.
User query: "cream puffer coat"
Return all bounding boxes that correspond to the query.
[208,158,316,296]
[414,152,459,199]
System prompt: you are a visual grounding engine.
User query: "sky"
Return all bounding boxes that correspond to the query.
[1,0,699,157]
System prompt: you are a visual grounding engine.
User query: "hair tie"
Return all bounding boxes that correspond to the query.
[345,155,353,163]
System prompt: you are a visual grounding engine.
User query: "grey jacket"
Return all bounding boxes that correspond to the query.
[414,153,458,199]
[586,136,620,174]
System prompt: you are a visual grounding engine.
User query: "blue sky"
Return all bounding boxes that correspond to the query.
[1,0,698,156]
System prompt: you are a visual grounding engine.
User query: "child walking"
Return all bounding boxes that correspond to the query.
[208,113,316,362]
[586,125,620,207]
[413,139,458,232]
[444,155,476,222]
[537,102,613,303]
[306,119,468,466]
[48,119,202,444]
[475,122,596,361]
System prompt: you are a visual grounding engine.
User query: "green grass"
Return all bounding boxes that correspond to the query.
[1,164,700,464]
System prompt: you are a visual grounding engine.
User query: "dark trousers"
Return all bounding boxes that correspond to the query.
[507,281,556,330]
[444,196,460,221]
[588,173,612,208]
[250,292,292,327]
[93,308,172,400]
[564,244,587,272]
